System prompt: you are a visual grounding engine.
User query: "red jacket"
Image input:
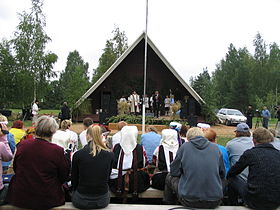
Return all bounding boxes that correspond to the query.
[6,138,71,209]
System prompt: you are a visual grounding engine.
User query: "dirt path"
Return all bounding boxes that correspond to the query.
[71,123,237,138]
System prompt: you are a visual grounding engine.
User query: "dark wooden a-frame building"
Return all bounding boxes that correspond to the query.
[75,33,204,121]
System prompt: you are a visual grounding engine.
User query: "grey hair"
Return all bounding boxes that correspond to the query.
[186,127,204,140]
[35,116,58,138]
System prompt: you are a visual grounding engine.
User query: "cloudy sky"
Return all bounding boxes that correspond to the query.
[1,0,280,83]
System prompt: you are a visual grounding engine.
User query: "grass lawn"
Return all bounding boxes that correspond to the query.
[7,109,60,128]
[9,109,60,115]
[252,117,278,127]
[217,136,232,147]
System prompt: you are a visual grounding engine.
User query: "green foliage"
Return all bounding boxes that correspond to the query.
[11,0,57,104]
[192,33,280,115]
[0,0,57,108]
[0,40,16,108]
[201,104,218,125]
[59,50,91,108]
[92,26,128,83]
[106,114,188,125]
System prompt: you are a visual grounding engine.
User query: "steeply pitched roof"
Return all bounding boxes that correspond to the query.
[75,32,205,108]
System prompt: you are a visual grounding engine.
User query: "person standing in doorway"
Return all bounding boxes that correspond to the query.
[261,106,271,129]
[153,91,162,118]
[246,105,254,129]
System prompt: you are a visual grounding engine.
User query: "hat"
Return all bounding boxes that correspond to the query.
[235,123,250,132]
[169,122,182,132]
[197,123,210,129]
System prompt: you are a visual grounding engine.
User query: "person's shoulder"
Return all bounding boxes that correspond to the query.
[100,149,115,158]
[47,140,65,152]
[79,130,86,136]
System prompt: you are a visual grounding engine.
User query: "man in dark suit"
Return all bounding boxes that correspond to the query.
[246,105,254,129]
[152,91,162,118]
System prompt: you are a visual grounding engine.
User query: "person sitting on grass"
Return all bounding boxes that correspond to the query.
[163,127,225,209]
[9,120,25,145]
[227,127,280,210]
[109,126,150,196]
[204,129,230,175]
[151,129,179,190]
[71,125,114,209]
[140,126,161,164]
[79,117,94,148]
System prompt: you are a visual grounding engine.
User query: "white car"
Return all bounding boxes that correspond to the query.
[216,108,247,126]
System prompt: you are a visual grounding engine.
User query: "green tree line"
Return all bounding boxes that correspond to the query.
[0,0,128,110]
[191,33,280,115]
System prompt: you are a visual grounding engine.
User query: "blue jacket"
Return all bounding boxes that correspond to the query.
[261,109,271,118]
[140,132,161,163]
[217,144,230,175]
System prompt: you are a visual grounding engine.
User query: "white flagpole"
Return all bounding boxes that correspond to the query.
[142,0,149,134]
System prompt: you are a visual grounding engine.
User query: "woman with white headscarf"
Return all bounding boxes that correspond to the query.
[151,129,179,190]
[109,126,150,196]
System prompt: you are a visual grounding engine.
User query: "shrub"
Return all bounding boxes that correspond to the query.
[201,104,218,125]
[106,114,188,126]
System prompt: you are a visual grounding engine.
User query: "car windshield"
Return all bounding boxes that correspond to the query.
[227,110,243,116]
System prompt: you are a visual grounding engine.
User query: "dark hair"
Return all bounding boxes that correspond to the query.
[83,118,93,128]
[236,131,251,137]
[180,125,188,137]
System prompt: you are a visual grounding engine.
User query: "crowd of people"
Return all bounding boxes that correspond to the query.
[0,113,280,209]
[119,90,175,117]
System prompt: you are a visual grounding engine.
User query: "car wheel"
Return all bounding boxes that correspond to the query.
[225,119,231,126]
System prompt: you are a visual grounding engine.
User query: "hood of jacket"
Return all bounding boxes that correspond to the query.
[190,136,210,150]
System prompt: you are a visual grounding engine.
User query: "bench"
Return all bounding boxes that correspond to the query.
[110,188,163,199]
[0,203,254,210]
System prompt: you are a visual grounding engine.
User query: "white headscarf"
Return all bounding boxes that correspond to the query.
[120,126,138,155]
[160,129,179,172]
[161,129,178,149]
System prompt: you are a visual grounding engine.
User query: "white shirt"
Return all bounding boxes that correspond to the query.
[52,129,78,151]
[79,130,88,147]
[32,103,39,115]
[112,131,121,149]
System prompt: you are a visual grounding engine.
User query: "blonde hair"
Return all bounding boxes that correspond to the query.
[0,114,7,122]
[186,127,204,140]
[117,121,127,131]
[61,120,72,131]
[147,126,158,133]
[87,125,108,156]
